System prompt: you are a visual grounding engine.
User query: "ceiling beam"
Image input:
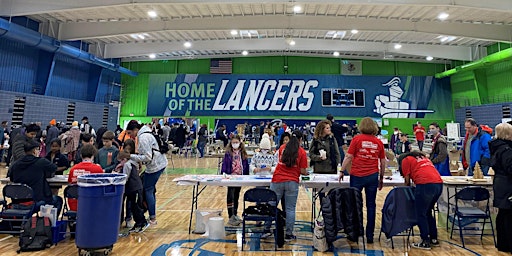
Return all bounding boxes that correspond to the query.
[104,38,472,60]
[59,16,512,43]
[1,0,511,16]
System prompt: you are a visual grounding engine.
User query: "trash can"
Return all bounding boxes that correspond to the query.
[76,173,127,254]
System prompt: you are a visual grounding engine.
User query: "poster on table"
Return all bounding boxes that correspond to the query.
[146,74,451,119]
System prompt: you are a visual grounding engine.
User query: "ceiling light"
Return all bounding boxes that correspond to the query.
[333,51,340,57]
[183,41,192,48]
[438,35,457,43]
[438,12,449,20]
[149,54,156,59]
[230,30,238,35]
[293,5,302,13]
[394,44,402,49]
[426,56,434,61]
[147,10,157,18]
[138,34,145,40]
[242,50,248,56]
[326,31,346,39]
[289,39,296,46]
[351,29,359,34]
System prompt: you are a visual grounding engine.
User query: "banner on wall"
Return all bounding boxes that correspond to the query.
[147,74,451,119]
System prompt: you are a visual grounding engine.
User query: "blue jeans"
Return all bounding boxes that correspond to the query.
[414,183,443,241]
[197,141,206,157]
[143,168,165,219]
[468,164,489,176]
[270,181,299,235]
[350,172,378,240]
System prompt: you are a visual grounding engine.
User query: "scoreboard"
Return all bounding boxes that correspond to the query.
[321,88,365,107]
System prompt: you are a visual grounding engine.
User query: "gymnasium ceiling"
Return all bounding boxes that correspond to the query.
[1,0,512,63]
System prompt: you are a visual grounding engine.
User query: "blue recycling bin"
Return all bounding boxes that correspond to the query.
[75,173,127,250]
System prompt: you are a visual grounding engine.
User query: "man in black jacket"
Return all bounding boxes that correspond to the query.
[327,114,347,162]
[9,140,62,215]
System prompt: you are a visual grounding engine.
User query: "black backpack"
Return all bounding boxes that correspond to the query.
[18,216,53,253]
[143,132,170,154]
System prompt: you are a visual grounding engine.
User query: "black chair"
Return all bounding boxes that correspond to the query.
[450,186,496,248]
[241,187,279,251]
[61,185,78,237]
[0,184,35,234]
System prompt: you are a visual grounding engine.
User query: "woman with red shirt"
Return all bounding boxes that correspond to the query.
[271,130,309,241]
[399,151,443,250]
[338,117,385,243]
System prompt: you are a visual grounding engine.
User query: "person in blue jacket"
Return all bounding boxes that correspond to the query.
[221,134,249,226]
[462,118,491,176]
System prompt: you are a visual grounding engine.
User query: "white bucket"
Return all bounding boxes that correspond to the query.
[208,217,225,240]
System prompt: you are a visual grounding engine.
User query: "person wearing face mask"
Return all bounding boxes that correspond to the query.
[221,135,249,226]
[428,122,450,176]
[389,127,400,152]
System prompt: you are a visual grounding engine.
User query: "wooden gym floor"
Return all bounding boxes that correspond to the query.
[0,155,507,256]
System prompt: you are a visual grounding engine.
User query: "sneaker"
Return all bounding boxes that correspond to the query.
[411,240,431,250]
[137,222,150,233]
[128,226,138,233]
[149,218,158,226]
[227,216,241,226]
[284,234,297,242]
[125,220,134,229]
[430,239,440,247]
[234,215,242,222]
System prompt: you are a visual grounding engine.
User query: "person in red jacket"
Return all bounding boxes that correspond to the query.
[399,151,443,250]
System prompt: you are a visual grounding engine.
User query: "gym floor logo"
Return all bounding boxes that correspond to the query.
[151,221,384,255]
[374,77,434,118]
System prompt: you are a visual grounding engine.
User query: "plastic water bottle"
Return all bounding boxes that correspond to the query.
[337,163,342,173]
[236,230,242,248]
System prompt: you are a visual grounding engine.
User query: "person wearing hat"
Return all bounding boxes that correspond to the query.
[46,119,59,146]
[250,137,277,176]
[9,140,62,215]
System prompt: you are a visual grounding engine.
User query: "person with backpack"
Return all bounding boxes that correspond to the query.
[428,122,449,176]
[125,120,168,226]
[80,116,96,138]
[462,118,492,176]
[116,148,149,233]
[309,120,341,174]
[94,131,119,173]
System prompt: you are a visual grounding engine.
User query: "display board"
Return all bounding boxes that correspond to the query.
[321,88,365,107]
[446,122,460,140]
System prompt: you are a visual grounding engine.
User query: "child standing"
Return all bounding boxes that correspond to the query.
[116,147,149,233]
[95,131,119,173]
[395,133,411,156]
[250,137,277,175]
[221,135,249,226]
[46,139,70,175]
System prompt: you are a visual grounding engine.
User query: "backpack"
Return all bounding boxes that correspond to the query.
[143,132,170,154]
[18,216,53,253]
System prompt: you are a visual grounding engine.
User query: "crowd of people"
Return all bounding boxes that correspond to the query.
[1,115,510,253]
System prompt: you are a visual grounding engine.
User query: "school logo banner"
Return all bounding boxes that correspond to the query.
[146,74,451,119]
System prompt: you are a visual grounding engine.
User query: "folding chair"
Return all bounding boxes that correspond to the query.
[61,185,78,237]
[450,186,496,248]
[0,184,35,234]
[242,187,279,251]
[379,186,416,249]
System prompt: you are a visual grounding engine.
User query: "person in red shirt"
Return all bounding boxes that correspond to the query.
[414,122,426,151]
[398,151,443,250]
[67,144,104,211]
[271,130,308,241]
[338,117,385,243]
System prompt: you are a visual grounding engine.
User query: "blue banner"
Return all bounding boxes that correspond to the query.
[147,74,451,119]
